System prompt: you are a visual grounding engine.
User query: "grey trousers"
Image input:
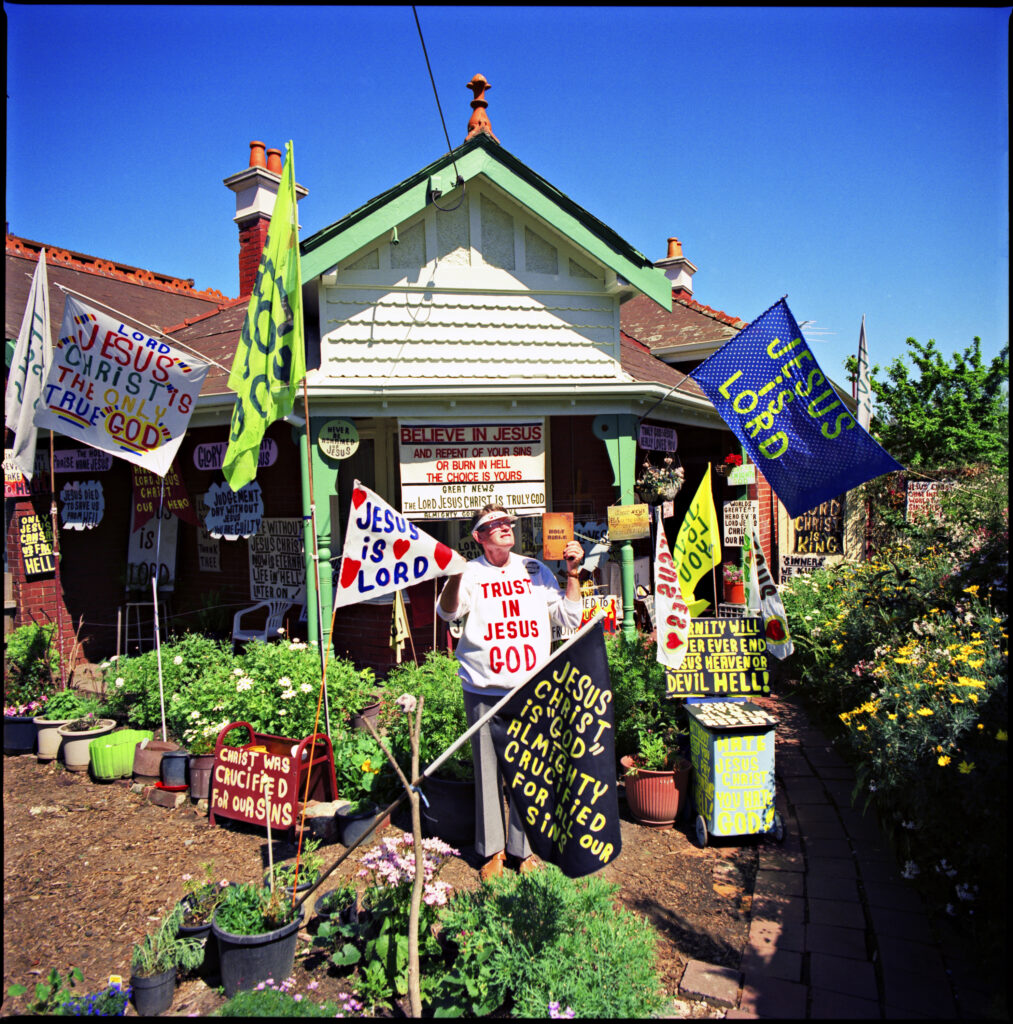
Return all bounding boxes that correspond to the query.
[463,690,532,860]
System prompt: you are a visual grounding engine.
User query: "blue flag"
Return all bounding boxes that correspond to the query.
[690,299,903,517]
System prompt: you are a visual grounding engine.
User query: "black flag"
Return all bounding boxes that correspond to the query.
[488,620,621,877]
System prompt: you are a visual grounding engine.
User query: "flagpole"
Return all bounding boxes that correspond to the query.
[48,430,66,688]
[301,380,331,735]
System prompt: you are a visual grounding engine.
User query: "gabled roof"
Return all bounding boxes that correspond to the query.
[301,133,671,310]
[621,290,748,358]
[619,330,705,399]
[5,234,226,363]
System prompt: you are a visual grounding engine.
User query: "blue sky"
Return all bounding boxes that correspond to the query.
[6,5,1009,380]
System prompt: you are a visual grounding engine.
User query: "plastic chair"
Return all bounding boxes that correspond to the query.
[231,599,298,645]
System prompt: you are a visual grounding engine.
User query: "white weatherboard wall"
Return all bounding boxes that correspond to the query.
[313,181,631,390]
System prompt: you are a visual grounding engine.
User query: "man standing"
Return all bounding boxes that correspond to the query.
[437,504,585,879]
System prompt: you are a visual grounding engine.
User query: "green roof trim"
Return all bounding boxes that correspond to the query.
[300,134,670,310]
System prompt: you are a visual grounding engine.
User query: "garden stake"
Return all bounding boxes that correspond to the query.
[265,777,274,892]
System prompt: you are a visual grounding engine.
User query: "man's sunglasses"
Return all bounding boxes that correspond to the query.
[477,519,515,533]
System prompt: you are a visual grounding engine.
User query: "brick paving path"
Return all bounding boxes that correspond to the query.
[674,692,1004,1019]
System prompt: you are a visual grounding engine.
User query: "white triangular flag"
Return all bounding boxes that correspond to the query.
[333,481,467,608]
[654,506,691,669]
[745,523,793,659]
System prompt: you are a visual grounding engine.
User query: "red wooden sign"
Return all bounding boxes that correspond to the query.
[208,722,337,833]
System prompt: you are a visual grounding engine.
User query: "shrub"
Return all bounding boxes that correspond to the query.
[216,978,359,1017]
[4,623,60,709]
[380,651,472,780]
[330,726,398,806]
[38,689,102,721]
[604,630,673,761]
[130,904,204,977]
[432,864,666,1017]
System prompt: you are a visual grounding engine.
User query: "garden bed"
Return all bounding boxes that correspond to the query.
[0,749,762,1017]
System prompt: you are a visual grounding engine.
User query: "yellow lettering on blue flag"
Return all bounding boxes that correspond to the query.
[223,140,306,492]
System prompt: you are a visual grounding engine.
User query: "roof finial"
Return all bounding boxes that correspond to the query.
[465,74,500,144]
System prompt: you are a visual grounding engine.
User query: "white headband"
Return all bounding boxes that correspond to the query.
[473,510,517,531]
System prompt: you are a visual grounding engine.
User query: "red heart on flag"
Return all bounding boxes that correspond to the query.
[765,619,786,642]
[340,558,361,589]
[434,543,453,570]
[351,489,366,509]
[393,539,410,560]
[666,633,684,650]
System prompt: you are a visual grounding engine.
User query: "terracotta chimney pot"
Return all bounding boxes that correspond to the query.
[667,237,683,259]
[266,148,283,174]
[465,73,500,143]
[249,140,267,168]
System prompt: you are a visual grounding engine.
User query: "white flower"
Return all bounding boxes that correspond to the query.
[115,678,125,688]
[299,683,313,694]
[281,690,296,700]
[901,860,920,880]
[278,709,287,716]
[173,655,183,666]
[233,668,244,677]
[236,679,252,692]
[277,676,292,688]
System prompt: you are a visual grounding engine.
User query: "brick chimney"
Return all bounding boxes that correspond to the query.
[465,74,500,143]
[223,140,308,296]
[654,236,697,299]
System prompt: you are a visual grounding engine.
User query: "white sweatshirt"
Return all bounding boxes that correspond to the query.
[436,552,582,695]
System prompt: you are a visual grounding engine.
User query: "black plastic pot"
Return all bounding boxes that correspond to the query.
[420,775,476,846]
[130,967,175,1016]
[336,803,381,847]
[211,909,304,998]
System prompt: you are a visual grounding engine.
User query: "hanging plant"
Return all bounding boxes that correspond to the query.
[636,457,685,503]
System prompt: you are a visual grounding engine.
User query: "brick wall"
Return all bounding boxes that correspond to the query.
[237,216,271,297]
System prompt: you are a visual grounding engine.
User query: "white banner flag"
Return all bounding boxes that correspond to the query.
[855,315,873,431]
[33,295,209,476]
[745,523,793,659]
[5,249,52,478]
[333,481,468,608]
[654,506,691,669]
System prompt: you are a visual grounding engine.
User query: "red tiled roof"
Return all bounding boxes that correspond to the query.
[621,289,748,353]
[164,302,249,396]
[619,331,706,399]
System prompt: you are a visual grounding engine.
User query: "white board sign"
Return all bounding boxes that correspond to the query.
[398,420,546,520]
[127,502,177,590]
[248,518,306,603]
[723,499,759,548]
[59,480,105,530]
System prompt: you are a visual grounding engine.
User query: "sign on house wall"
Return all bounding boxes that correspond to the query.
[59,480,105,530]
[779,554,828,579]
[126,502,177,591]
[792,496,845,555]
[906,480,955,523]
[723,500,759,548]
[19,513,55,575]
[248,518,306,604]
[398,420,546,520]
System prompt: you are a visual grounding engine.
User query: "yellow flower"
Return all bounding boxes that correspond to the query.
[958,761,974,774]
[360,759,372,773]
[887,713,897,720]
[963,584,980,595]
[937,755,951,766]
[856,725,867,731]
[949,696,963,704]
[998,730,1008,742]
[956,676,986,688]
[966,659,985,668]
[917,708,934,717]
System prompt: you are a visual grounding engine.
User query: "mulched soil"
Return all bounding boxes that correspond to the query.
[1,731,791,1018]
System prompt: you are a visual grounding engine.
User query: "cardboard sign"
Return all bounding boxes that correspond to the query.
[333,481,467,608]
[5,449,32,498]
[126,503,178,591]
[664,617,770,697]
[59,480,104,530]
[193,438,277,472]
[398,420,546,520]
[638,423,678,452]
[726,463,756,486]
[249,518,305,604]
[606,503,650,541]
[318,419,360,460]
[723,500,759,548]
[779,554,827,580]
[195,493,220,572]
[552,592,620,641]
[132,463,198,532]
[19,513,55,575]
[203,480,264,540]
[488,621,622,878]
[654,506,690,670]
[541,512,573,560]
[792,496,844,555]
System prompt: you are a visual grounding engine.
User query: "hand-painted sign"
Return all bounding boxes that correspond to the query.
[203,480,264,540]
[193,438,278,472]
[318,419,360,460]
[5,449,31,498]
[488,620,622,878]
[19,513,55,575]
[606,503,650,541]
[906,480,955,523]
[59,480,104,530]
[638,423,678,452]
[132,463,198,532]
[398,420,546,519]
[792,496,844,554]
[551,592,619,641]
[194,493,220,572]
[249,518,305,603]
[779,554,827,579]
[34,295,209,476]
[726,463,756,486]
[691,297,903,517]
[745,524,793,659]
[654,506,690,670]
[665,617,770,697]
[723,500,759,548]
[126,502,178,591]
[333,481,468,608]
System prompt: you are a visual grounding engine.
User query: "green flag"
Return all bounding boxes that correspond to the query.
[223,140,306,491]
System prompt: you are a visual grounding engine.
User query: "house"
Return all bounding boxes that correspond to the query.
[6,78,755,675]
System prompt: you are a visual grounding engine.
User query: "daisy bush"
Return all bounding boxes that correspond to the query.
[781,467,1007,962]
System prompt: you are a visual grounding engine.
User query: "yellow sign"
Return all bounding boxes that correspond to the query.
[606,504,650,541]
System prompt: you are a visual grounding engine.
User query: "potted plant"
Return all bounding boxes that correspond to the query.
[263,837,326,895]
[175,863,231,938]
[185,730,219,801]
[56,711,118,771]
[33,689,101,763]
[329,726,396,834]
[621,721,691,829]
[723,562,745,604]
[379,654,475,844]
[313,879,359,924]
[90,728,154,780]
[5,624,59,755]
[714,452,742,478]
[636,457,685,504]
[327,662,382,728]
[4,698,48,755]
[211,881,304,998]
[129,903,205,1016]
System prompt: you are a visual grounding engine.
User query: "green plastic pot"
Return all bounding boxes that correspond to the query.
[90,729,154,780]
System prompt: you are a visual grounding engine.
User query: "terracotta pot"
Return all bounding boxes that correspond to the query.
[621,754,691,829]
[133,739,180,783]
[56,719,117,772]
[33,717,73,762]
[724,581,745,605]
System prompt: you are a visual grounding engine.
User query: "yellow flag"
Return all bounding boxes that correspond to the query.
[391,589,411,663]
[223,141,305,491]
[671,465,722,613]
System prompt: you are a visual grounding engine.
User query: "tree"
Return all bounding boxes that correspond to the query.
[847,336,1009,469]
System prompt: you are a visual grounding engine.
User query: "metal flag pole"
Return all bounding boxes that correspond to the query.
[47,430,66,687]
